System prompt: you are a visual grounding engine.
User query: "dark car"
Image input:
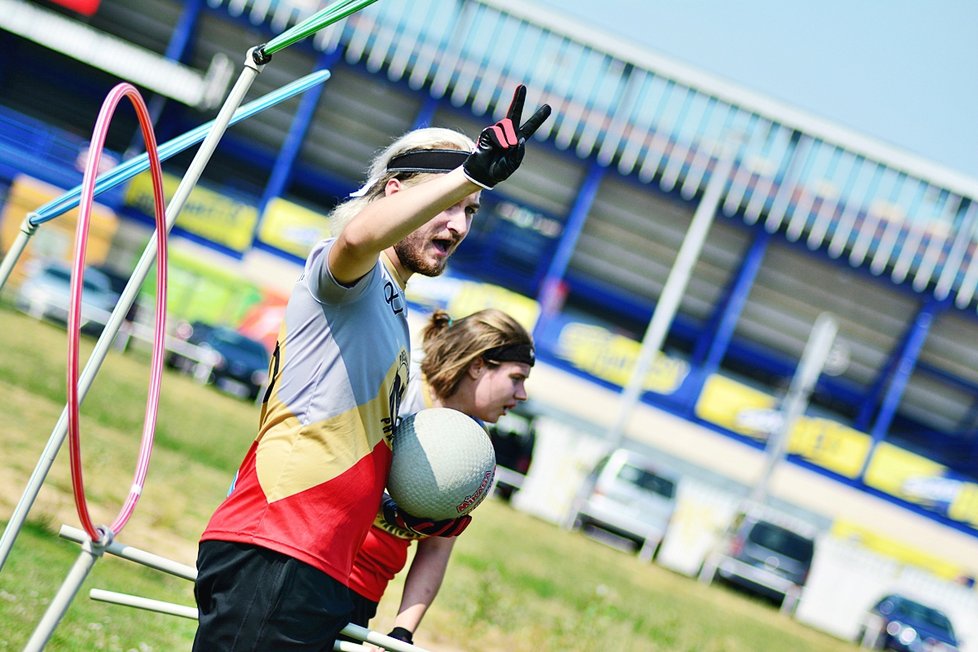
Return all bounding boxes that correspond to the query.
[856,594,959,651]
[166,320,270,400]
[699,512,816,613]
[487,405,536,501]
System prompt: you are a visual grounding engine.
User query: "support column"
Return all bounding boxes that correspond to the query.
[532,161,604,340]
[256,48,343,228]
[858,298,944,480]
[607,147,736,448]
[682,227,770,406]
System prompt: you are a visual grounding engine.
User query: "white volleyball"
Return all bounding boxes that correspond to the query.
[388,407,496,521]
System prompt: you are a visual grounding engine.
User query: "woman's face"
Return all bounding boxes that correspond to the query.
[469,360,531,424]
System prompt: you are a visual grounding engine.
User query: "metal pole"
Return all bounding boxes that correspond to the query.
[59,524,196,581]
[748,312,838,505]
[0,51,265,574]
[0,216,37,291]
[0,70,330,294]
[84,589,432,652]
[607,145,736,448]
[24,536,106,652]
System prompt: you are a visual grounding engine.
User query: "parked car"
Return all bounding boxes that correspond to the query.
[166,320,270,400]
[565,448,679,561]
[15,260,119,333]
[698,510,816,613]
[856,593,960,651]
[487,404,536,501]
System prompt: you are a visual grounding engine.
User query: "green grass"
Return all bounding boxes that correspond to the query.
[0,305,857,651]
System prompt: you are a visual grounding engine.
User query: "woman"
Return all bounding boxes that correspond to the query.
[347,308,535,646]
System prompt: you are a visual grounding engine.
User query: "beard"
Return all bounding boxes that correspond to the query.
[394,231,450,277]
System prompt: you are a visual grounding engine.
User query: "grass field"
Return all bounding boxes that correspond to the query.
[0,304,859,651]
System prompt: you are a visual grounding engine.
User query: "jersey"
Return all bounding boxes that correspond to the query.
[200,238,411,586]
[347,363,434,601]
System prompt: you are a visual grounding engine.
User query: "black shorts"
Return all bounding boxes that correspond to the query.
[193,540,353,651]
[347,590,379,627]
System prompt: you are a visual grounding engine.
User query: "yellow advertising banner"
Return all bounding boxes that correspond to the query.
[864,442,948,499]
[864,443,978,526]
[696,374,870,478]
[258,197,332,259]
[696,373,978,526]
[555,323,690,395]
[831,520,966,580]
[948,482,978,528]
[0,174,117,280]
[695,374,776,435]
[125,172,257,253]
[446,282,541,333]
[787,418,871,479]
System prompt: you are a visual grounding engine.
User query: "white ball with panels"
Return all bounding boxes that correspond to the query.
[388,407,496,521]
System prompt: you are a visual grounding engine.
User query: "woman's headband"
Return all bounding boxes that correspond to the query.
[483,343,535,367]
[387,148,469,173]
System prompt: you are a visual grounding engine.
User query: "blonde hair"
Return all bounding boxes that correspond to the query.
[420,309,533,399]
[330,127,475,229]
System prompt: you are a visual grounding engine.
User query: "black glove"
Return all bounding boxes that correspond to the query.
[387,627,414,644]
[463,84,552,189]
[381,494,471,537]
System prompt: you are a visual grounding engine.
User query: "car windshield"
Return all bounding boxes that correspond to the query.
[618,463,676,498]
[747,522,814,562]
[897,599,954,636]
[45,267,109,294]
[211,330,269,358]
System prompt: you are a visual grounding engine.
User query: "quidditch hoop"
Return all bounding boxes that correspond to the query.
[66,83,168,543]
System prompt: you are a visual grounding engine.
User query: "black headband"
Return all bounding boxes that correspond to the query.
[387,149,469,173]
[483,343,535,367]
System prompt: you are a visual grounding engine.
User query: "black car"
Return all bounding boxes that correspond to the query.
[857,593,959,651]
[166,320,270,400]
[486,405,536,501]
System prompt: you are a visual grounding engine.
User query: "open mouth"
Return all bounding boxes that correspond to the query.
[432,238,454,256]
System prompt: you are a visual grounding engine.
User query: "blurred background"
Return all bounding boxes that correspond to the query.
[1,0,976,649]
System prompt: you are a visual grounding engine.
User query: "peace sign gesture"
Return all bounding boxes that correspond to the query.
[463,84,552,189]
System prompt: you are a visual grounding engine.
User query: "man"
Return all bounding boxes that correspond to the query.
[192,85,550,651]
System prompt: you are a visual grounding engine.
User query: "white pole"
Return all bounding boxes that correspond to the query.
[748,312,838,505]
[607,144,737,449]
[59,524,196,581]
[85,589,432,652]
[24,536,105,651]
[90,588,198,619]
[0,216,37,290]
[0,50,265,574]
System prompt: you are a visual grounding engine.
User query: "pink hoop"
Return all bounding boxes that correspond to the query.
[67,83,168,542]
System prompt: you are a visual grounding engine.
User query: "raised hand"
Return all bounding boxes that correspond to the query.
[463,84,552,189]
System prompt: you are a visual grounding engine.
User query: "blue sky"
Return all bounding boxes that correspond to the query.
[528,0,978,181]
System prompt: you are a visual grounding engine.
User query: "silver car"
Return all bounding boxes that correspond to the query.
[16,260,119,332]
[566,448,679,561]
[698,512,816,614]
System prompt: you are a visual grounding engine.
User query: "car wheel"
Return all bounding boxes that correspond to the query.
[697,556,717,585]
[637,538,659,563]
[857,622,884,650]
[192,362,214,384]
